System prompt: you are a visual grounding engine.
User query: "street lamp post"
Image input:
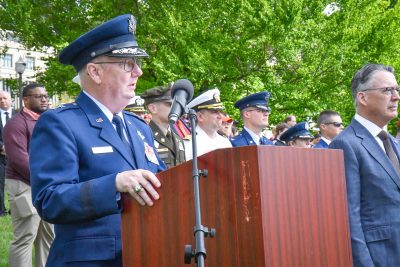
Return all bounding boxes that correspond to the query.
[15,56,26,110]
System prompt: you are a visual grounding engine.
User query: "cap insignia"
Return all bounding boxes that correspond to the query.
[135,97,145,106]
[128,15,136,34]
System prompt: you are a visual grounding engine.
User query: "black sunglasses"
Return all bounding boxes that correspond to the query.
[325,122,344,128]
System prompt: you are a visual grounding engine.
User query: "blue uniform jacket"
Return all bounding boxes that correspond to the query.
[330,118,400,267]
[313,139,329,149]
[30,92,165,266]
[230,128,273,147]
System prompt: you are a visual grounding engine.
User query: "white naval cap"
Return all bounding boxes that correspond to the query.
[124,96,146,113]
[187,88,224,111]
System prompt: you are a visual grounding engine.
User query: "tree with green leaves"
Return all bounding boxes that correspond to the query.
[1,0,400,131]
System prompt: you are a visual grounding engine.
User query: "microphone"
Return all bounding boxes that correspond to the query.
[168,79,194,125]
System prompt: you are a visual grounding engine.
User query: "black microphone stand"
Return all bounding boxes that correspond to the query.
[183,109,216,266]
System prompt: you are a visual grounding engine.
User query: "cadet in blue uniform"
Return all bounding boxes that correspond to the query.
[280,121,314,148]
[230,92,274,147]
[29,14,165,266]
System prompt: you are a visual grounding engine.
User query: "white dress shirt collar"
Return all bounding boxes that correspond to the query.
[244,126,262,145]
[354,113,385,151]
[83,90,124,122]
[321,136,331,145]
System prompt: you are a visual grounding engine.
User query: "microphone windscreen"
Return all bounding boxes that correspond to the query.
[171,79,194,101]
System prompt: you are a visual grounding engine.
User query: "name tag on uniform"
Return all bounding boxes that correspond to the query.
[92,146,113,154]
[157,148,169,153]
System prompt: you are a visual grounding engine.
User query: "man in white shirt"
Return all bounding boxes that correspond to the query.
[330,63,400,267]
[314,110,344,148]
[184,89,232,160]
[0,90,13,216]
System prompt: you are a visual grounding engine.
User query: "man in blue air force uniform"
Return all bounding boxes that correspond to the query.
[29,14,165,267]
[230,91,274,147]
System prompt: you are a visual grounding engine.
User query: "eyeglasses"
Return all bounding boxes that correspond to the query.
[361,86,400,96]
[26,94,49,100]
[325,122,344,128]
[93,58,142,72]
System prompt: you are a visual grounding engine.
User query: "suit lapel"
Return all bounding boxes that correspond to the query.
[150,121,174,151]
[322,139,329,148]
[352,119,400,189]
[123,112,147,169]
[76,93,137,169]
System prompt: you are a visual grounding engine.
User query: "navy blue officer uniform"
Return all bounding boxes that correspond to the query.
[230,92,274,147]
[280,121,314,144]
[29,14,165,267]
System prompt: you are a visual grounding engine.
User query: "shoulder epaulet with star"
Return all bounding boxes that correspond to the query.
[54,102,79,112]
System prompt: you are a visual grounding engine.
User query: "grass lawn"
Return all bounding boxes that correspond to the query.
[0,194,12,267]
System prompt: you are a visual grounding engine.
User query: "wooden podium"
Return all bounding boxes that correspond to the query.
[122,146,352,266]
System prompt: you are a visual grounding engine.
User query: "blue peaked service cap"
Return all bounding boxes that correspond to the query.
[59,14,149,72]
[234,91,272,111]
[280,122,313,143]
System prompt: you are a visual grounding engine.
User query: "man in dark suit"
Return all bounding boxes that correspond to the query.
[313,110,344,149]
[330,63,400,267]
[231,92,273,147]
[0,90,15,216]
[30,14,165,266]
[141,85,186,168]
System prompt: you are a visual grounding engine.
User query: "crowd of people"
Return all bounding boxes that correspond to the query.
[125,88,345,156]
[0,13,399,267]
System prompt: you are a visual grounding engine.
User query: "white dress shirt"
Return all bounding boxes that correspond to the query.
[354,113,386,152]
[184,125,232,160]
[0,108,12,127]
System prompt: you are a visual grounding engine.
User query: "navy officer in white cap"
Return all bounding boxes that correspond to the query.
[280,121,314,148]
[231,91,274,147]
[29,14,165,266]
[184,89,232,160]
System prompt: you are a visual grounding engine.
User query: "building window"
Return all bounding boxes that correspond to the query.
[0,54,13,68]
[0,80,11,93]
[26,57,35,70]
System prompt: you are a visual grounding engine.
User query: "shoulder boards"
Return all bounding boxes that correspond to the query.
[54,102,79,112]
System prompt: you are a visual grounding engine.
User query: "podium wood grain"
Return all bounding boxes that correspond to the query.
[122,146,352,266]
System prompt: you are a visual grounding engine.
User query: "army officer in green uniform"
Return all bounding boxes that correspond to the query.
[141,85,186,168]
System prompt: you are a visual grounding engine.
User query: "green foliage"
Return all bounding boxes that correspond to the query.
[1,0,400,132]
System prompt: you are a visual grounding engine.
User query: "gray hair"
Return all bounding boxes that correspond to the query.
[351,63,394,99]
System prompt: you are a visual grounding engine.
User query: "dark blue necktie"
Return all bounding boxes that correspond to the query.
[5,111,9,122]
[112,115,134,157]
